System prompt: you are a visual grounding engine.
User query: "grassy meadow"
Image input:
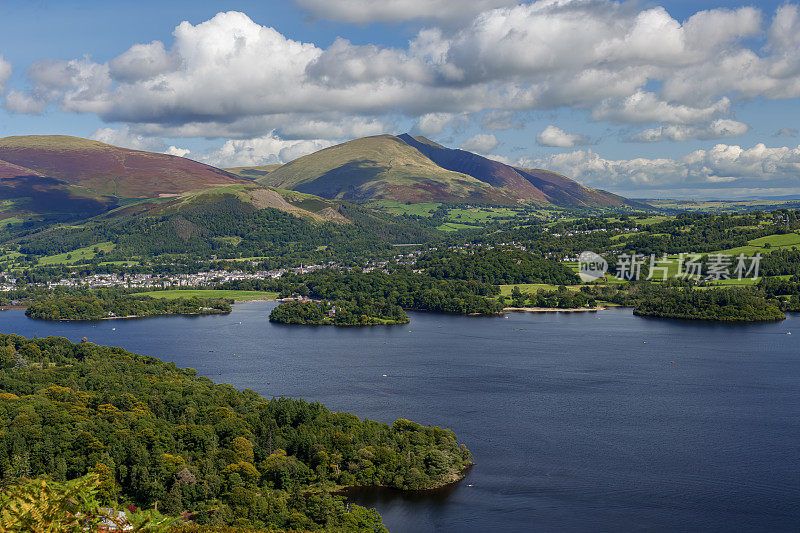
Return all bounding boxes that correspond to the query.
[132,289,278,300]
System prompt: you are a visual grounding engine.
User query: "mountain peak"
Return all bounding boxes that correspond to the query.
[0,134,246,198]
[256,133,635,207]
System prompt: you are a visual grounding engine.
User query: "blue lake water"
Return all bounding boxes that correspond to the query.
[2,303,799,532]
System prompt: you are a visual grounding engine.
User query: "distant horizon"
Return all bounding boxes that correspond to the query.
[2,0,800,198]
[7,129,800,202]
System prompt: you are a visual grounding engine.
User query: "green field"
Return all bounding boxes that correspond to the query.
[716,232,800,256]
[499,283,581,296]
[609,232,638,242]
[38,242,115,265]
[445,207,518,224]
[371,201,442,217]
[436,222,478,232]
[132,289,278,301]
[647,198,800,213]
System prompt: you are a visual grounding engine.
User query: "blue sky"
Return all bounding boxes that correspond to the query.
[1,0,799,199]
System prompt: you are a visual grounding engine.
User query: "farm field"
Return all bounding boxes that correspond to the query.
[370,200,442,217]
[132,289,278,300]
[499,283,581,296]
[38,242,115,265]
[445,207,519,224]
[436,222,478,232]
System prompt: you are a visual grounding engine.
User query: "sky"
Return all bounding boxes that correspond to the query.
[1,0,800,199]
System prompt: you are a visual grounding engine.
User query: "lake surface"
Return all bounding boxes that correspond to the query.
[2,303,799,532]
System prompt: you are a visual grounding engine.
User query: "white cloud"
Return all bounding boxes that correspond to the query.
[109,41,179,82]
[7,3,800,148]
[199,132,335,167]
[0,55,11,93]
[660,5,800,105]
[460,133,498,153]
[537,142,800,193]
[28,56,112,114]
[629,119,750,143]
[295,0,517,24]
[164,146,191,157]
[3,89,46,114]
[416,112,457,136]
[536,125,588,148]
[592,91,731,125]
[90,126,165,152]
[480,110,522,131]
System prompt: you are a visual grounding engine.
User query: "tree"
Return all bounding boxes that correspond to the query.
[0,345,15,368]
[0,474,101,533]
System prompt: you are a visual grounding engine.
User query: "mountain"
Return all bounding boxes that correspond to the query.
[225,164,282,179]
[0,135,246,198]
[105,184,351,225]
[253,133,636,208]
[253,135,512,204]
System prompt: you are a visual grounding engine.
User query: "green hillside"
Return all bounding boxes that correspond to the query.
[256,134,637,207]
[257,135,512,204]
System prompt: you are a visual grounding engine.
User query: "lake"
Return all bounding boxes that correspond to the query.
[2,303,799,532]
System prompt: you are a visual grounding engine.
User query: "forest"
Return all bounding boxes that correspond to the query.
[221,267,504,317]
[504,286,597,309]
[627,282,785,322]
[0,334,472,530]
[25,292,232,321]
[3,200,437,268]
[415,248,579,286]
[269,300,409,326]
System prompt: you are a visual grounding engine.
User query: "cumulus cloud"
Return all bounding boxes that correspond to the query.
[199,132,335,167]
[4,90,46,114]
[536,142,800,193]
[480,110,522,131]
[109,41,179,82]
[90,126,166,152]
[0,54,11,93]
[9,6,774,134]
[416,112,458,136]
[536,125,589,148]
[8,2,800,151]
[592,91,731,124]
[28,56,112,114]
[660,5,800,105]
[164,146,191,157]
[295,0,517,24]
[629,119,750,143]
[460,133,498,153]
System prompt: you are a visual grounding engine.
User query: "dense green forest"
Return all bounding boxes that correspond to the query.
[269,300,409,326]
[25,292,231,321]
[220,268,504,316]
[416,248,579,285]
[628,283,785,322]
[757,275,800,312]
[3,200,437,267]
[0,334,472,530]
[504,286,597,309]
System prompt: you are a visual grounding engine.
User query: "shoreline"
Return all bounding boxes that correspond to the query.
[333,463,474,496]
[32,310,231,322]
[504,306,606,313]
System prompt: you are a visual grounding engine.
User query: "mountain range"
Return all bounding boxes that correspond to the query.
[0,133,641,228]
[249,134,634,208]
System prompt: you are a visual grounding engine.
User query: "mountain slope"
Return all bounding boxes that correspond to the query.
[105,184,351,224]
[0,135,246,197]
[0,158,43,178]
[257,134,637,208]
[256,135,521,204]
